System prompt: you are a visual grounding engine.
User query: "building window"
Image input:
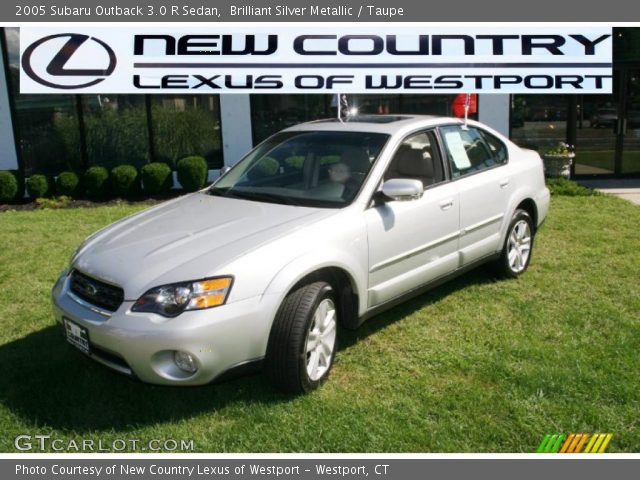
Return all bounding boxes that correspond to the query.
[350,94,458,117]
[510,95,569,152]
[250,94,332,144]
[2,28,225,175]
[150,95,223,168]
[250,94,461,145]
[3,27,82,176]
[81,95,149,169]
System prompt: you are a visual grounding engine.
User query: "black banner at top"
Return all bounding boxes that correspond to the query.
[3,0,640,22]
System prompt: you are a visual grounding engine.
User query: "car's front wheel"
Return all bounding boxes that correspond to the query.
[265,281,338,393]
[495,209,535,278]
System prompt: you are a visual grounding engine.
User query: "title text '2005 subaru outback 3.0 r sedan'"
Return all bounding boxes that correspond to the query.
[52,115,550,393]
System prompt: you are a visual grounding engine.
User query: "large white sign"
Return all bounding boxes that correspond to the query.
[20,26,613,93]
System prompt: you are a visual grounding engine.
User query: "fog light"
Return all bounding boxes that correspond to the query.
[173,351,197,374]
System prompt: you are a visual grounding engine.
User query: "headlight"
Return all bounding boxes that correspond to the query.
[132,276,233,317]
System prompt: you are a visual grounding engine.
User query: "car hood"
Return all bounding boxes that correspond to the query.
[73,192,331,299]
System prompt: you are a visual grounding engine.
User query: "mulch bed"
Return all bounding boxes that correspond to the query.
[0,193,181,213]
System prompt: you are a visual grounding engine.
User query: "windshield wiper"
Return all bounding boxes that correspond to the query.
[209,188,299,206]
[231,191,301,206]
[207,187,229,197]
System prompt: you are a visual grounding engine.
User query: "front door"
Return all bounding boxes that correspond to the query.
[365,130,460,308]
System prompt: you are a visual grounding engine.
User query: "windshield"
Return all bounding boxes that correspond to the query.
[209,131,389,208]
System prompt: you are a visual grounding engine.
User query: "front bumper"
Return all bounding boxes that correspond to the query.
[51,271,277,385]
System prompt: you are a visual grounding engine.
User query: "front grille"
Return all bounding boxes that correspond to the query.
[69,270,124,312]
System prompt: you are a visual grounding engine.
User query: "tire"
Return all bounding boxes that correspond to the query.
[265,281,338,393]
[495,209,535,278]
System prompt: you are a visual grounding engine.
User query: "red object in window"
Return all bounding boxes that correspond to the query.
[452,94,478,118]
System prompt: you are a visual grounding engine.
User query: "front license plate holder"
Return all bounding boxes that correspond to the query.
[63,317,90,355]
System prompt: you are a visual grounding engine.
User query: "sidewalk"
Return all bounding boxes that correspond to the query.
[578,179,640,205]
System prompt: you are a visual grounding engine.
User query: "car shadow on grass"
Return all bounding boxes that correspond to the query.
[0,267,498,433]
[338,267,498,350]
[0,326,288,433]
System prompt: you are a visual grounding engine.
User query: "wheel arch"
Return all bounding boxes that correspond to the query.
[262,255,366,332]
[289,267,361,330]
[515,197,538,231]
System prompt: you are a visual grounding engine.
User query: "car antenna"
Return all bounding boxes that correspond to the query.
[337,94,349,123]
[462,93,471,130]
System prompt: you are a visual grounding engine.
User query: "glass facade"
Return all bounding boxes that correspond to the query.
[4,25,640,179]
[250,95,332,144]
[82,95,149,169]
[510,95,569,152]
[3,28,83,176]
[250,94,459,144]
[511,28,640,177]
[151,95,223,168]
[2,28,223,175]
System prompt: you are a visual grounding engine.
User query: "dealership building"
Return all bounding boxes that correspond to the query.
[1,27,639,182]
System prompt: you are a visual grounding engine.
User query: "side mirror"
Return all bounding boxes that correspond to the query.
[380,178,424,202]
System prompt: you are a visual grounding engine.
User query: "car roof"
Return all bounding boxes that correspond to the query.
[282,114,466,136]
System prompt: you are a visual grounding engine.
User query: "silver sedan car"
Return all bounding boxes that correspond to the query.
[52,115,550,393]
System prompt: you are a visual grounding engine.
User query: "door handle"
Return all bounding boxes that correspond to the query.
[439,199,454,210]
[499,179,510,188]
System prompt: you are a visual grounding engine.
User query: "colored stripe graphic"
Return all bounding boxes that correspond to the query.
[559,434,576,453]
[584,433,614,453]
[597,433,613,453]
[536,434,566,453]
[573,434,590,453]
[537,433,612,453]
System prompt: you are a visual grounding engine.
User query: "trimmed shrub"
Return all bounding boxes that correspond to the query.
[284,155,304,170]
[546,178,601,197]
[177,156,208,192]
[111,165,140,198]
[248,156,279,181]
[56,171,81,197]
[84,166,110,200]
[0,171,18,203]
[26,174,50,199]
[141,162,172,195]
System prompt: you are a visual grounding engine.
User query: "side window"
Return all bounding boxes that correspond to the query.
[384,130,445,188]
[439,126,496,178]
[479,129,509,165]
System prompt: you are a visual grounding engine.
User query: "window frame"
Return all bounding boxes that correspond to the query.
[381,127,450,192]
[437,124,510,181]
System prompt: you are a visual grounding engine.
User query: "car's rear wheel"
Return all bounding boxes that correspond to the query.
[265,281,338,393]
[495,209,535,278]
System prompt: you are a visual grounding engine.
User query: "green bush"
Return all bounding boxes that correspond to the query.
[56,171,81,197]
[248,156,279,180]
[26,174,50,199]
[177,156,208,192]
[546,178,601,197]
[84,166,110,200]
[284,155,304,170]
[141,162,173,195]
[111,165,139,198]
[0,171,18,203]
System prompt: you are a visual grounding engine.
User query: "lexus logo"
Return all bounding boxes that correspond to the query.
[22,33,116,89]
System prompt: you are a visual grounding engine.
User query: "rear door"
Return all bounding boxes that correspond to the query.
[438,125,510,265]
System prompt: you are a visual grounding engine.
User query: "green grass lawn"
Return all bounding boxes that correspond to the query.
[0,194,638,453]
